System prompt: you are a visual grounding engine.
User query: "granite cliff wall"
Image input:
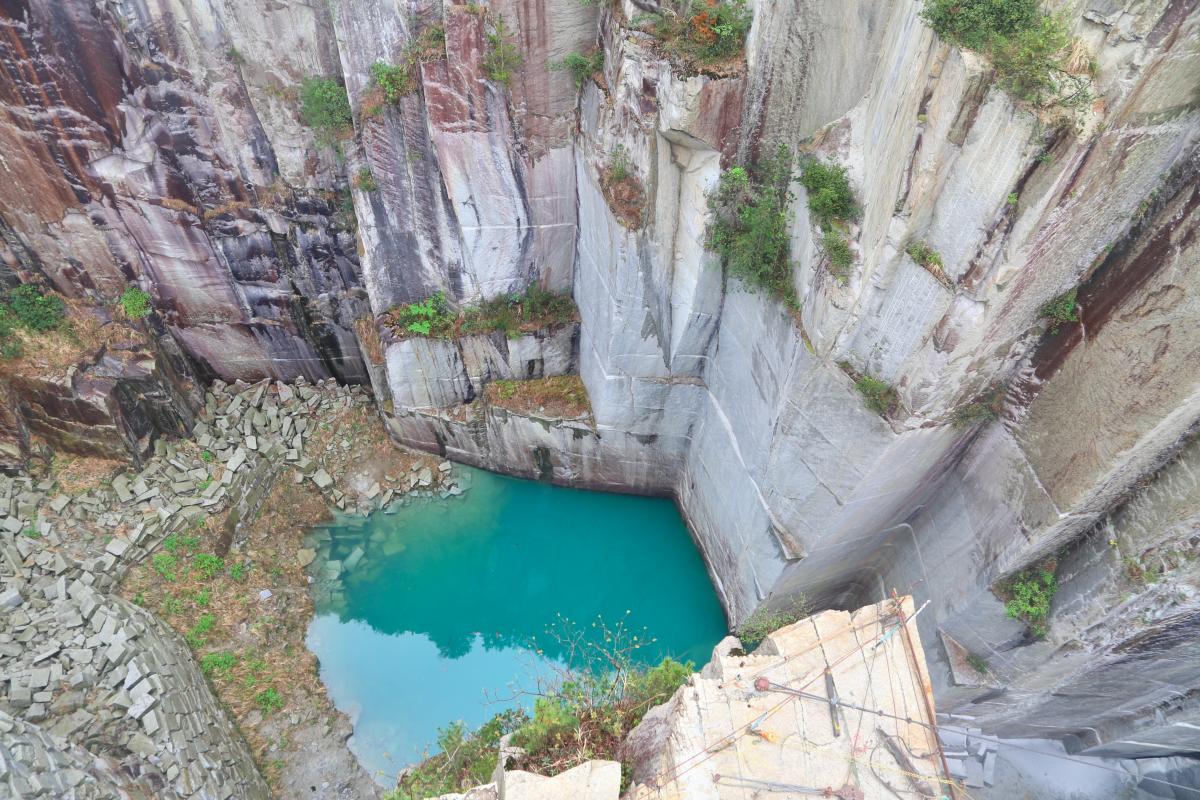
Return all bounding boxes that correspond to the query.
[1,0,1198,763]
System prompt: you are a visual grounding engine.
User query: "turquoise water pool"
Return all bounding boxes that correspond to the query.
[304,465,727,783]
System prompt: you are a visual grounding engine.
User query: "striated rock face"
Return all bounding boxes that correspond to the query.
[0,0,367,386]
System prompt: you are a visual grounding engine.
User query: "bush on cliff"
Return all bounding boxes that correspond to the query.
[119,287,153,320]
[998,562,1057,638]
[299,77,352,145]
[7,284,66,332]
[639,0,753,65]
[921,0,1093,110]
[552,50,604,88]
[484,15,522,85]
[707,144,797,305]
[800,157,859,282]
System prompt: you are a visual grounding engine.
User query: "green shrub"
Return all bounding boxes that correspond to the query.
[1040,287,1079,333]
[229,562,249,581]
[921,0,1091,109]
[298,77,352,144]
[707,145,797,304]
[905,239,943,270]
[119,287,152,319]
[391,292,455,337]
[953,402,998,428]
[823,232,854,280]
[255,687,284,715]
[354,166,379,192]
[735,597,809,651]
[201,651,238,678]
[193,553,225,580]
[799,158,857,228]
[553,50,603,87]
[920,0,1040,51]
[1000,563,1057,638]
[484,15,522,85]
[7,285,65,332]
[855,375,895,415]
[370,61,413,104]
[608,145,631,182]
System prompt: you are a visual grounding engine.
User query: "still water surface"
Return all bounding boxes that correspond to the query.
[304,465,726,783]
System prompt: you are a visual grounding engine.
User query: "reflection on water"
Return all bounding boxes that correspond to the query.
[304,465,726,784]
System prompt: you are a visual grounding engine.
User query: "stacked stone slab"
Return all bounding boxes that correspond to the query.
[0,378,371,799]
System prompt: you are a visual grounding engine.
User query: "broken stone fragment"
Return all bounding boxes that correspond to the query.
[311,469,334,489]
[296,549,316,568]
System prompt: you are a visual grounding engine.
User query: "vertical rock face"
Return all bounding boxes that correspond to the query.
[0,0,367,386]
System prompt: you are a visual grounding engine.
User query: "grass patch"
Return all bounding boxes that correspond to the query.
[255,687,284,715]
[707,144,797,305]
[922,0,1092,111]
[0,284,68,358]
[735,596,809,651]
[552,50,603,88]
[201,651,239,679]
[484,15,522,85]
[298,76,352,145]
[855,375,896,416]
[905,239,943,270]
[965,651,990,675]
[600,146,646,228]
[383,286,577,340]
[485,375,591,419]
[998,561,1057,638]
[1040,287,1079,333]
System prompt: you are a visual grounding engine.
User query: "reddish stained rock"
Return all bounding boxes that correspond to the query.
[694,76,746,163]
[422,9,490,135]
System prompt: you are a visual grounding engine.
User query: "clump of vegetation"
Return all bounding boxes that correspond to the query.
[953,384,1005,428]
[392,618,692,798]
[735,596,809,651]
[152,552,179,582]
[186,613,217,648]
[600,145,645,228]
[1039,286,1079,333]
[965,651,990,675]
[922,0,1092,111]
[193,553,225,580]
[7,284,66,332]
[298,77,352,145]
[354,166,379,192]
[484,15,522,85]
[855,375,896,416]
[707,145,797,304]
[486,375,591,419]
[370,61,413,104]
[362,27,446,114]
[799,157,858,283]
[255,687,284,715]
[999,562,1057,638]
[0,307,22,360]
[201,651,239,679]
[638,0,752,66]
[388,710,527,799]
[389,292,456,337]
[905,239,943,270]
[383,285,577,340]
[118,287,153,320]
[553,50,604,88]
